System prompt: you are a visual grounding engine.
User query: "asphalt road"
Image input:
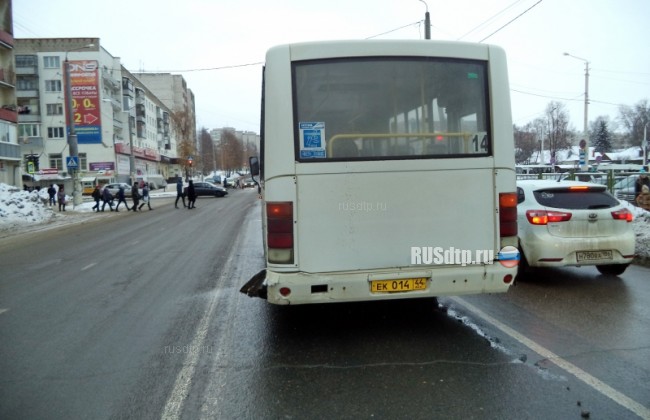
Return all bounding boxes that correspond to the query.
[1,189,649,419]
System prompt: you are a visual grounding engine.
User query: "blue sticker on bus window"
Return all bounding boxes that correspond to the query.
[299,122,326,158]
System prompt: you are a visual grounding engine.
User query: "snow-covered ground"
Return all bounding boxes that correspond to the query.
[1,182,649,265]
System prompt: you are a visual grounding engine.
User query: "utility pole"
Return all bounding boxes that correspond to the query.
[64,43,94,206]
[564,53,590,171]
[419,0,431,39]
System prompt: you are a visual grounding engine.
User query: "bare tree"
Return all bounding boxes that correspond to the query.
[513,123,538,164]
[544,102,573,162]
[219,129,244,176]
[199,128,216,174]
[618,99,649,147]
[172,110,197,178]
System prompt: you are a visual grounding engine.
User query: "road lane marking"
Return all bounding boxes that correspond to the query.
[161,221,247,420]
[451,297,650,420]
[161,289,221,420]
[81,263,97,271]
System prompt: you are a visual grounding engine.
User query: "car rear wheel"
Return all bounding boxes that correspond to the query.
[596,264,629,276]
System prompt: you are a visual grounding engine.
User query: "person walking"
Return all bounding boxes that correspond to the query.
[635,169,650,201]
[175,177,186,208]
[101,186,114,212]
[187,179,197,209]
[47,184,56,206]
[131,182,141,211]
[114,185,129,212]
[138,183,153,210]
[91,185,101,212]
[57,187,66,212]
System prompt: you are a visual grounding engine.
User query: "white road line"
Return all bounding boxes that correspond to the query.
[452,297,650,420]
[0,308,8,315]
[161,289,221,420]
[161,224,247,420]
[81,263,97,271]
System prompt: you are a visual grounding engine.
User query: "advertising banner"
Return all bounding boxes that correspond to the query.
[65,60,102,144]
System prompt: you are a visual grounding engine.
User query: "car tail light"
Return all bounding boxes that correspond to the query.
[526,210,572,225]
[611,208,633,222]
[499,192,518,237]
[266,202,294,263]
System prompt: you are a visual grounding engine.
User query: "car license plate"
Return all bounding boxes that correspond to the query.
[576,250,613,262]
[370,278,428,293]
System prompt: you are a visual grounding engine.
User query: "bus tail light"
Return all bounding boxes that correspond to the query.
[267,202,294,263]
[499,192,518,237]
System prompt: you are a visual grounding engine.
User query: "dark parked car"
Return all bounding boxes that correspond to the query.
[192,181,228,197]
[103,182,132,197]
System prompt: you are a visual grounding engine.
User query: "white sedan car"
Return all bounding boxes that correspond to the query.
[517,180,635,277]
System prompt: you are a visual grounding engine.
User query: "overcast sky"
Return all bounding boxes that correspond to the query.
[13,0,650,136]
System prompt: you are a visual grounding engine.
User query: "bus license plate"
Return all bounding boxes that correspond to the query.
[371,278,428,293]
[576,250,613,262]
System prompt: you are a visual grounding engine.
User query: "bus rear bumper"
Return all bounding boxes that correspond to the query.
[258,265,515,305]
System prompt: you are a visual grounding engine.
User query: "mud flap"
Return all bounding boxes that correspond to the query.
[240,269,268,299]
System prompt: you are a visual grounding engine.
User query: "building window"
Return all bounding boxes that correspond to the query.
[79,153,87,171]
[18,124,40,138]
[45,80,62,92]
[17,78,38,90]
[46,104,64,116]
[47,127,65,139]
[43,56,61,69]
[16,55,37,67]
[50,154,63,170]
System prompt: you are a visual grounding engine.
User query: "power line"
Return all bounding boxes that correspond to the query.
[480,0,543,42]
[458,0,525,41]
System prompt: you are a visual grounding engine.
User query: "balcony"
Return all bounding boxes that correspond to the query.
[16,66,37,76]
[16,89,39,98]
[20,137,44,149]
[0,106,17,123]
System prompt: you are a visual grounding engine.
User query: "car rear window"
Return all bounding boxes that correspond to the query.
[533,189,619,210]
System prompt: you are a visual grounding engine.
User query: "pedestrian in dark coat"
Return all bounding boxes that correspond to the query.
[47,184,56,206]
[187,180,197,209]
[101,187,114,211]
[114,185,129,212]
[131,183,141,211]
[175,177,186,208]
[91,185,101,211]
[138,184,152,210]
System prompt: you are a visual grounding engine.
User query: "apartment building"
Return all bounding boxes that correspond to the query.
[14,37,185,190]
[0,0,19,186]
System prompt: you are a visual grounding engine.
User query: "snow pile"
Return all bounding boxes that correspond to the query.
[0,183,57,227]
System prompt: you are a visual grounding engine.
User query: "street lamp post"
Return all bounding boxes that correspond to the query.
[64,43,94,206]
[564,52,590,171]
[125,109,136,185]
[641,123,648,170]
[419,0,431,40]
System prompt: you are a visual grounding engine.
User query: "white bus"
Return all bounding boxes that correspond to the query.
[242,40,519,305]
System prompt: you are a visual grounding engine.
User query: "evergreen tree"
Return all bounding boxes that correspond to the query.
[591,119,612,154]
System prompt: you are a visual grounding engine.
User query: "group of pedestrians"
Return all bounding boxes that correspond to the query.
[91,182,153,213]
[46,184,67,212]
[175,178,197,209]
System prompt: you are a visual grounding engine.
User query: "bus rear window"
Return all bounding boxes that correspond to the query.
[293,57,491,161]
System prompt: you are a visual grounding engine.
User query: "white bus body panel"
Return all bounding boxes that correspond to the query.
[261,40,517,305]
